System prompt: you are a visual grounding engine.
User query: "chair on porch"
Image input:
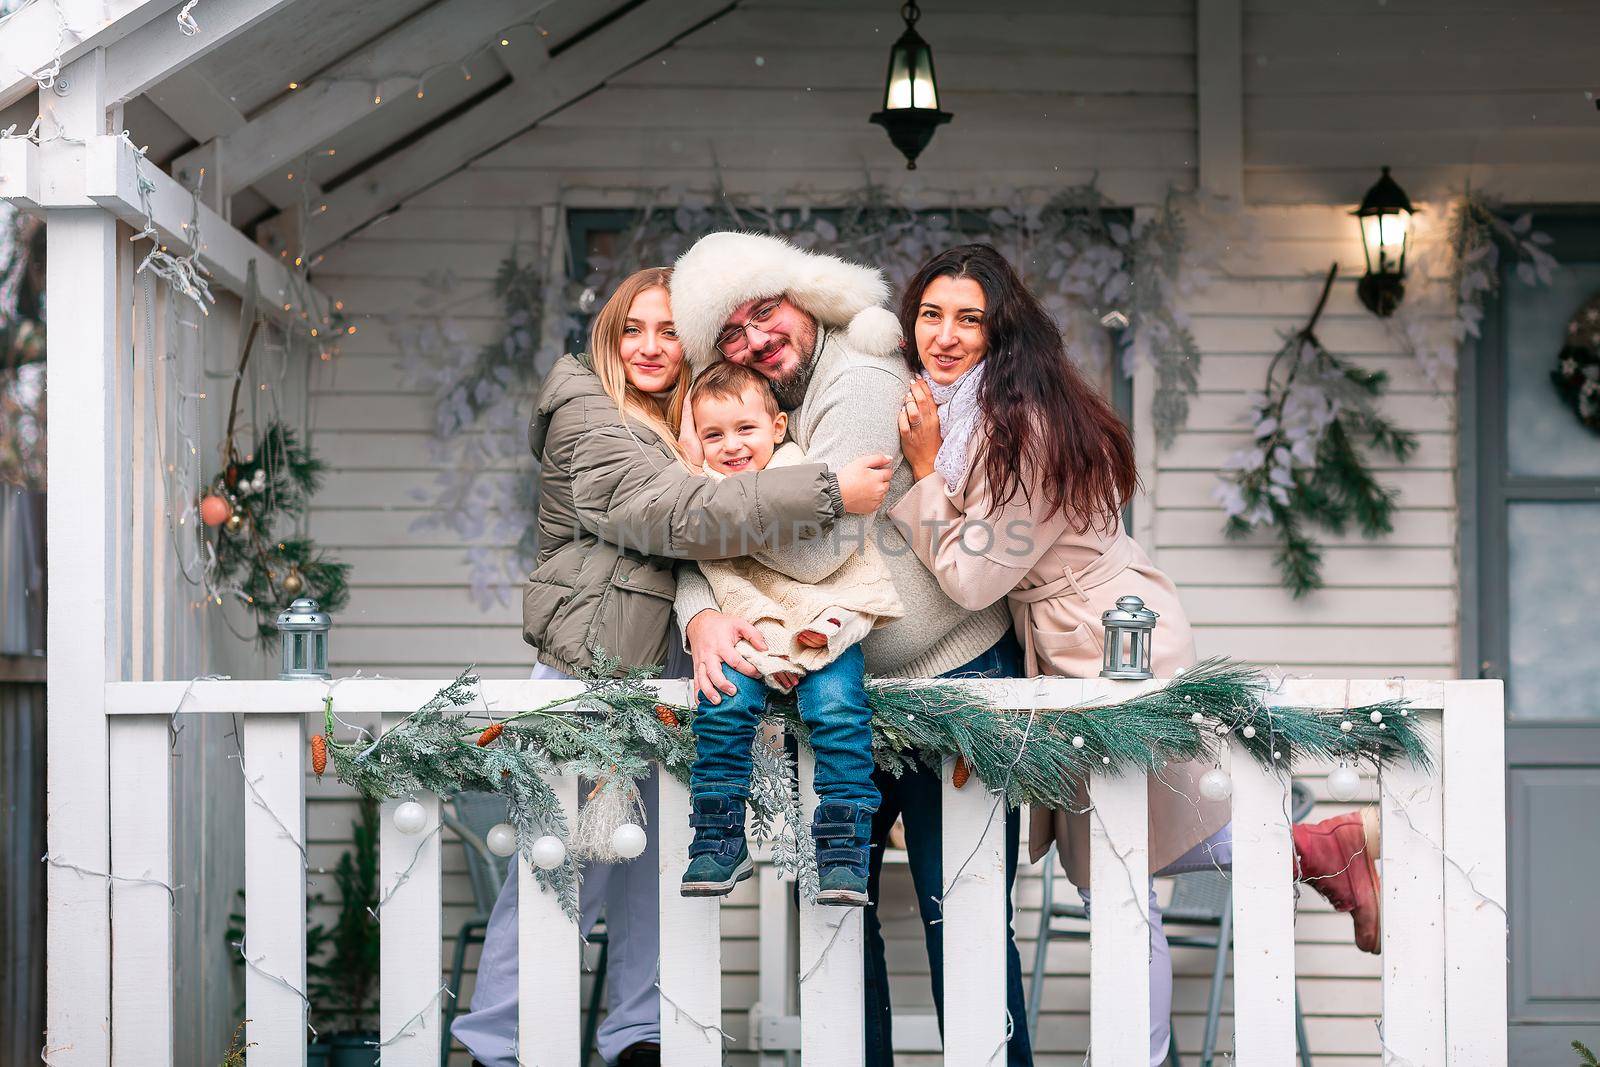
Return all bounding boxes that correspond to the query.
[1025,781,1316,1067]
[440,792,610,1066]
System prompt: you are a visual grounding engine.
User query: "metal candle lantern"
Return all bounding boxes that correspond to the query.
[276,597,331,679]
[1100,595,1158,680]
[869,1,952,169]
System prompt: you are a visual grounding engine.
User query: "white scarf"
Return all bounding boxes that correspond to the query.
[923,362,986,492]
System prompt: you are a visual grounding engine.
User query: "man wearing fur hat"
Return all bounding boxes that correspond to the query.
[669,232,1033,1066]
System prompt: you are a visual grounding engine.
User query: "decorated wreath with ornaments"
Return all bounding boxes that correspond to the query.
[1552,292,1600,435]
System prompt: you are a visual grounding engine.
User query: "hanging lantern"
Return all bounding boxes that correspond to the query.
[276,596,331,679]
[1352,166,1415,317]
[869,1,952,170]
[1100,594,1158,681]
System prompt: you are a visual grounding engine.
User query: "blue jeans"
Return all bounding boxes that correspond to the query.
[690,643,879,807]
[863,631,1032,1067]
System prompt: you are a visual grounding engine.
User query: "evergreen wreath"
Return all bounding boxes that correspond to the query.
[1214,264,1418,597]
[1551,292,1600,435]
[202,420,351,644]
[315,655,1427,919]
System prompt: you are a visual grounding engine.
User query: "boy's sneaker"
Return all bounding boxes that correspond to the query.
[812,799,874,907]
[681,793,752,897]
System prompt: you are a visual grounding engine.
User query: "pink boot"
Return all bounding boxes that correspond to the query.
[1293,808,1382,954]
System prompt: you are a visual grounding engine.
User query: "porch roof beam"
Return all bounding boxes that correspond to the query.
[181,0,555,198]
[0,0,174,110]
[2,133,330,324]
[274,0,735,257]
[102,0,297,105]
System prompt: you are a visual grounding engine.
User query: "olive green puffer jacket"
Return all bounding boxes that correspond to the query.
[522,354,845,677]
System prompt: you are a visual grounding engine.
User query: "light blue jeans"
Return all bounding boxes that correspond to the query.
[450,661,663,1066]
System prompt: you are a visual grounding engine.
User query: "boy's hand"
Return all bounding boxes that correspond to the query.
[685,609,765,705]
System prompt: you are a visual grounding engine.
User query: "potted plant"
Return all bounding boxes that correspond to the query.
[228,797,381,1066]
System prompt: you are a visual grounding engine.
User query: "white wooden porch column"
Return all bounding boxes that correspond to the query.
[43,49,118,1067]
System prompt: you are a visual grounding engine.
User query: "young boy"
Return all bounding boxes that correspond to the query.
[680,361,903,906]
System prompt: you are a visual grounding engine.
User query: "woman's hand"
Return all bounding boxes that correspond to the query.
[898,378,942,482]
[836,453,895,514]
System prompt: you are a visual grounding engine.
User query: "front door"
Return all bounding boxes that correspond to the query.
[1471,212,1600,1062]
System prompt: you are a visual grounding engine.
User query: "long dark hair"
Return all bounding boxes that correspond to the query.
[898,243,1137,529]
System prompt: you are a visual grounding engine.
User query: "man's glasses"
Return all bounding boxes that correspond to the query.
[715,297,785,356]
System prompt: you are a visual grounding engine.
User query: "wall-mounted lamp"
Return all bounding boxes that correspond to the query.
[1353,166,1415,317]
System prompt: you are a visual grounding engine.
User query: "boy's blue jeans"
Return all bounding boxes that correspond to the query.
[689,643,880,808]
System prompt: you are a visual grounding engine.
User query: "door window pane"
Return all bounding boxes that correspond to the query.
[1508,502,1600,719]
[1505,264,1600,478]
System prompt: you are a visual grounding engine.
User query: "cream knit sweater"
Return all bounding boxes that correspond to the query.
[699,444,904,687]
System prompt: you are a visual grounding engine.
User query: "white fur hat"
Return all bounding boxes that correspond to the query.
[670,231,903,368]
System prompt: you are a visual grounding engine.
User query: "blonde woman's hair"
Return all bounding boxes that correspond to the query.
[588,267,689,453]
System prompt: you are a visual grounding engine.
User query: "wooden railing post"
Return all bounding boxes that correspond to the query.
[940,752,1008,1061]
[518,773,580,1066]
[1229,736,1296,1062]
[376,713,443,1067]
[658,758,723,1066]
[109,715,174,1065]
[241,712,308,1066]
[1442,680,1508,1066]
[797,748,864,1064]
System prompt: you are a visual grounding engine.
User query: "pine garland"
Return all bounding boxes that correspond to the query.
[204,421,351,644]
[1214,265,1418,597]
[318,656,1427,919]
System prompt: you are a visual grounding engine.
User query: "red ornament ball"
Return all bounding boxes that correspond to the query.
[200,494,232,527]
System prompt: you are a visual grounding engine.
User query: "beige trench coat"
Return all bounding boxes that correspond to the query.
[891,454,1231,888]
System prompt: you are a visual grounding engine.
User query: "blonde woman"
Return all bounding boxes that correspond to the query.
[453,267,893,1067]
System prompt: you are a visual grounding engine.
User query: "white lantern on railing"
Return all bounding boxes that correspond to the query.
[276,597,331,679]
[1100,595,1158,681]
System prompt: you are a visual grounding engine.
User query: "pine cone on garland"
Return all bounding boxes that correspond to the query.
[655,704,681,729]
[952,756,972,789]
[310,734,328,778]
[476,722,505,747]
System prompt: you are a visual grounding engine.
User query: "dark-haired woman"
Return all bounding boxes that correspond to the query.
[891,244,1384,1066]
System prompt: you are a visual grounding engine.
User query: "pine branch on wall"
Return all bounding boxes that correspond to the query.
[1214,265,1417,597]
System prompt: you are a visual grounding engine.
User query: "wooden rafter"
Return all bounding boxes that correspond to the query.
[174,0,554,198]
[262,0,735,257]
[0,0,171,110]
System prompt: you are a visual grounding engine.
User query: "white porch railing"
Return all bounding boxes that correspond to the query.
[99,676,1508,1066]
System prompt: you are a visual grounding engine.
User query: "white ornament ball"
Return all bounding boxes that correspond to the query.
[1199,767,1233,802]
[251,468,267,491]
[529,834,567,870]
[392,800,428,835]
[1327,765,1362,802]
[1101,756,1111,765]
[1072,735,1085,749]
[611,822,647,860]
[1242,725,1257,739]
[485,823,518,857]
[1340,720,1354,733]
[1191,712,1205,725]
[1370,710,1384,724]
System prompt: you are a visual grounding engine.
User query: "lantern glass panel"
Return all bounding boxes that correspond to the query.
[885,40,938,109]
[293,632,306,669]
[1361,211,1409,274]
[312,633,327,673]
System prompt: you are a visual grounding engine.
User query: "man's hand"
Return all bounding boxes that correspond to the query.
[685,609,766,705]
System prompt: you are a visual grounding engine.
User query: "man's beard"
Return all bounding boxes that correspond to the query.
[769,317,819,410]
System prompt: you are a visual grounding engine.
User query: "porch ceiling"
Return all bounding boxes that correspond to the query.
[107,0,713,253]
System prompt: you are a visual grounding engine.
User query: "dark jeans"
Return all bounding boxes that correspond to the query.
[689,643,879,807]
[863,631,1032,1067]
